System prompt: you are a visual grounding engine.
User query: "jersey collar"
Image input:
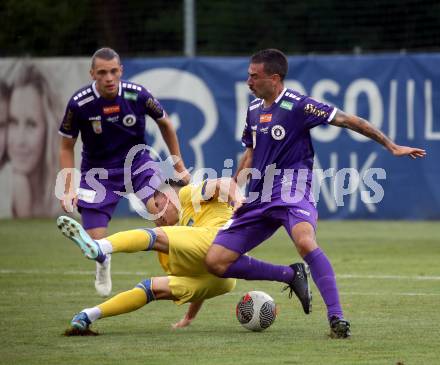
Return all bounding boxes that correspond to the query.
[275,88,287,103]
[92,81,122,98]
[261,88,287,111]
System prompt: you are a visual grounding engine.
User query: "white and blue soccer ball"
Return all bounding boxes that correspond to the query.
[236,291,276,332]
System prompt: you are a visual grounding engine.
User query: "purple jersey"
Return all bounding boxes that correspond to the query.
[241,88,336,206]
[59,81,165,169]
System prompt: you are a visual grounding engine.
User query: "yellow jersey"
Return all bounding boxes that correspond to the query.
[156,180,237,304]
[178,181,233,228]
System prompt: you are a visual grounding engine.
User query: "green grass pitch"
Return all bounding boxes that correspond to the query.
[1,218,439,365]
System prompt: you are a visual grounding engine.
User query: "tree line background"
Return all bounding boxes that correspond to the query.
[1,0,439,57]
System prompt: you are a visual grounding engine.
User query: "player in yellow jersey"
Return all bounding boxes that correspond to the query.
[58,178,242,334]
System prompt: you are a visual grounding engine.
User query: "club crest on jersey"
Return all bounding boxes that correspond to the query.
[271,125,286,140]
[91,120,102,134]
[259,114,272,123]
[123,114,137,127]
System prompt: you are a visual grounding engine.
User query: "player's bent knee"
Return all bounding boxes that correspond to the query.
[204,252,228,277]
[135,278,156,302]
[297,236,318,254]
[149,276,173,300]
[205,244,240,277]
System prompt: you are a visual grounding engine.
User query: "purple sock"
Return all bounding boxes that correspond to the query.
[222,255,294,284]
[304,247,343,320]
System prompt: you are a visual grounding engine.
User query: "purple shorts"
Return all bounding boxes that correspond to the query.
[77,153,162,230]
[213,200,318,255]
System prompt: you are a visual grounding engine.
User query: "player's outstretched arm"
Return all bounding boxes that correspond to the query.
[329,110,426,159]
[172,300,204,329]
[156,116,191,184]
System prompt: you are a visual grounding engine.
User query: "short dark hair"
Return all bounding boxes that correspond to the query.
[91,47,121,68]
[153,179,186,199]
[250,49,288,81]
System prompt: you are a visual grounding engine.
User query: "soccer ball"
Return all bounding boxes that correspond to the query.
[236,291,276,332]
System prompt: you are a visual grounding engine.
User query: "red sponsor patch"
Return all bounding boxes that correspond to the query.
[259,114,272,123]
[103,105,120,114]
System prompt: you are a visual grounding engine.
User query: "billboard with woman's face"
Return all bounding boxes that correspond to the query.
[0,60,88,218]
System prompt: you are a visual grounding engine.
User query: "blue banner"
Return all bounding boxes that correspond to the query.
[120,54,439,219]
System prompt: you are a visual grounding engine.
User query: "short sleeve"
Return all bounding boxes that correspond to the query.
[298,96,337,130]
[241,111,253,148]
[178,184,192,208]
[59,100,80,138]
[142,89,166,121]
[178,182,209,209]
[191,180,210,204]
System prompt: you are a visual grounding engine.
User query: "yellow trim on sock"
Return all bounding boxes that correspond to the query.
[106,230,151,253]
[97,288,147,318]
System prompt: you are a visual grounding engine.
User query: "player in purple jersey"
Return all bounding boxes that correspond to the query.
[205,49,426,338]
[58,48,189,297]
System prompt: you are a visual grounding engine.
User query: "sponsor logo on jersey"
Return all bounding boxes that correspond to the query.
[88,116,101,121]
[91,120,102,134]
[259,114,272,123]
[146,97,163,116]
[280,100,294,111]
[123,114,137,127]
[304,103,329,119]
[77,95,94,107]
[124,91,138,101]
[106,116,119,123]
[103,105,120,114]
[62,109,74,131]
[260,126,269,134]
[271,125,286,140]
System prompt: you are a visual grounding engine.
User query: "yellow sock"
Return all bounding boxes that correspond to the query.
[97,288,148,318]
[106,229,153,253]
